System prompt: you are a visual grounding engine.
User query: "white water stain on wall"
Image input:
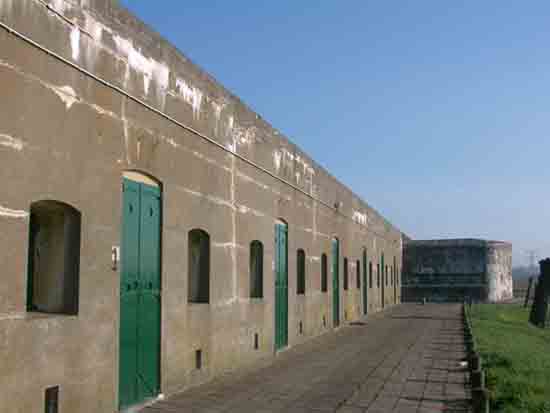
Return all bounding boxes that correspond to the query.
[210,99,226,135]
[0,205,29,219]
[50,0,68,14]
[0,0,14,15]
[0,134,25,151]
[70,26,80,60]
[174,78,203,119]
[233,123,257,147]
[51,85,79,109]
[113,35,170,96]
[352,210,368,226]
[273,150,282,172]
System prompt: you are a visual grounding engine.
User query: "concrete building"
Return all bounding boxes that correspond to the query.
[0,1,403,412]
[402,239,513,303]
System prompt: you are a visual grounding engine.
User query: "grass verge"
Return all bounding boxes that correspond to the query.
[469,304,550,412]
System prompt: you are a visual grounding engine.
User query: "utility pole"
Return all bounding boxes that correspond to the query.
[525,250,538,275]
[524,250,538,305]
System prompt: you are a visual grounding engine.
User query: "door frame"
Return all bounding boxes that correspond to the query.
[274,219,288,352]
[332,237,340,327]
[119,171,163,410]
[362,248,368,316]
[381,252,385,309]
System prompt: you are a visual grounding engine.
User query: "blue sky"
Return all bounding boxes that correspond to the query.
[120,1,550,266]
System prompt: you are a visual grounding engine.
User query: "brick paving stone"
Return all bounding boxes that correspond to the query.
[141,304,472,413]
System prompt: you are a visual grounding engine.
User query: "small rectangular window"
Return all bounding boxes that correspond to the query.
[343,258,349,290]
[297,249,306,295]
[188,229,210,303]
[321,254,328,293]
[250,241,264,298]
[254,333,259,350]
[28,201,81,315]
[356,260,361,289]
[45,386,59,413]
[195,349,202,370]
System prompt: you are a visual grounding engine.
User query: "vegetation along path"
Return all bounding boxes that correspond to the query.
[144,304,472,413]
[470,304,550,412]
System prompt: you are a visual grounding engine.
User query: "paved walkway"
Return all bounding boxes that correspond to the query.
[144,304,471,413]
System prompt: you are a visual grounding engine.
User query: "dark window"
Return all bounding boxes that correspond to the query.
[356,260,361,289]
[391,267,393,285]
[27,200,81,315]
[297,249,306,295]
[195,349,202,369]
[250,241,263,298]
[385,265,389,285]
[321,253,328,293]
[45,386,59,413]
[369,262,373,289]
[377,264,380,288]
[343,258,349,290]
[188,229,210,303]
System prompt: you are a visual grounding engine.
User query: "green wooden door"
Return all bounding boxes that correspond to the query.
[362,249,368,315]
[381,253,385,309]
[120,178,161,409]
[393,257,398,304]
[275,222,288,351]
[332,238,340,327]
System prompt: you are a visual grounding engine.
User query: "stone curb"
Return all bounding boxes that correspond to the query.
[463,303,490,413]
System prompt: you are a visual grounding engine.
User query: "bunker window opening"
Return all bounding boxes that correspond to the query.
[297,249,306,295]
[369,262,373,289]
[356,260,361,289]
[321,253,328,293]
[188,229,210,303]
[27,200,81,315]
[343,258,349,290]
[250,241,263,299]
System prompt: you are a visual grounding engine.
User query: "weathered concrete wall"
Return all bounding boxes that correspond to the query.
[402,239,512,303]
[486,241,513,302]
[0,0,402,412]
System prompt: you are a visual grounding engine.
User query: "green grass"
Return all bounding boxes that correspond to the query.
[469,304,550,413]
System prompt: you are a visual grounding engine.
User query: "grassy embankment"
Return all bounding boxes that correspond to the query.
[469,304,550,412]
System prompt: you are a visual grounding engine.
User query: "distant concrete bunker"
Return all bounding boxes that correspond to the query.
[403,239,513,303]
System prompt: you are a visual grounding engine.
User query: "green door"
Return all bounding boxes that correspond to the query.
[275,221,288,351]
[332,238,340,327]
[120,178,161,409]
[393,257,397,304]
[381,253,385,309]
[362,249,368,315]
